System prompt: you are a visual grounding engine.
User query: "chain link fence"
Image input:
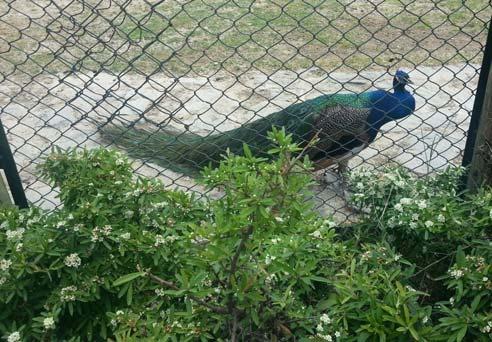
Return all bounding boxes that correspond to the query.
[0,0,491,219]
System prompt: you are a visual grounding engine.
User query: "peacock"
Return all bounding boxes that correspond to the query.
[101,70,415,180]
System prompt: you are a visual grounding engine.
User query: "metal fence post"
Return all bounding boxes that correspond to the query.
[462,20,492,190]
[0,119,29,209]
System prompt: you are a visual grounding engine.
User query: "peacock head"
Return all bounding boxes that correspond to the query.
[393,69,413,90]
[368,69,416,134]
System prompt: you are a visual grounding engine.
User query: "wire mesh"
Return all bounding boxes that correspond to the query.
[0,0,491,219]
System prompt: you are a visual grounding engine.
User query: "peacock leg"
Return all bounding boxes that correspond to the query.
[336,159,349,187]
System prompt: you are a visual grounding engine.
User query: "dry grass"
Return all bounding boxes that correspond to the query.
[0,0,490,78]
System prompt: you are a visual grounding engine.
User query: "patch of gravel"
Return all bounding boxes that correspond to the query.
[0,63,479,220]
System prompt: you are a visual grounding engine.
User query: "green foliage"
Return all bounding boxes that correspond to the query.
[0,130,491,341]
[347,166,492,341]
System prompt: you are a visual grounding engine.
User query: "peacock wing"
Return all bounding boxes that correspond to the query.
[306,105,372,162]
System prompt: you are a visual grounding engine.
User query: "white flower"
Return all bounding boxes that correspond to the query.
[450,269,464,279]
[316,323,324,332]
[399,198,413,205]
[15,243,23,252]
[395,180,405,187]
[265,254,276,265]
[120,232,131,240]
[265,273,276,286]
[271,238,280,244]
[155,288,166,297]
[155,234,179,247]
[437,214,446,223]
[110,319,118,326]
[361,251,371,261]
[334,331,341,338]
[64,253,81,268]
[116,310,124,316]
[411,213,419,221]
[91,225,112,242]
[310,230,322,239]
[56,221,67,229]
[409,222,418,229]
[274,216,284,223]
[0,277,6,285]
[0,259,12,271]
[7,331,21,342]
[320,313,331,324]
[6,228,25,241]
[483,277,489,282]
[424,220,434,228]
[155,235,166,247]
[394,203,403,212]
[60,286,77,302]
[124,210,134,219]
[317,334,333,341]
[394,254,402,261]
[422,316,429,324]
[115,158,125,166]
[43,317,55,330]
[418,200,427,210]
[166,235,180,243]
[405,285,416,292]
[449,297,455,305]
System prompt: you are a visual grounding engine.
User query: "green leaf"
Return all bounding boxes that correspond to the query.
[409,326,420,340]
[243,143,252,158]
[470,294,482,312]
[251,310,260,326]
[456,326,467,341]
[113,272,146,287]
[357,332,370,342]
[308,276,330,284]
[126,283,133,305]
[455,247,465,265]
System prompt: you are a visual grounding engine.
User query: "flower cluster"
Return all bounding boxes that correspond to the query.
[5,228,25,241]
[347,167,473,242]
[481,321,492,334]
[44,317,55,330]
[60,285,77,302]
[64,253,82,268]
[154,234,178,247]
[316,313,341,341]
[6,331,21,342]
[0,258,12,272]
[91,225,112,242]
[449,268,465,279]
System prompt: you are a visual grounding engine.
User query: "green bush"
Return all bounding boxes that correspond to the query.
[0,130,491,341]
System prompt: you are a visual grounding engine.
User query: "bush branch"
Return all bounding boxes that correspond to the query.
[148,273,229,314]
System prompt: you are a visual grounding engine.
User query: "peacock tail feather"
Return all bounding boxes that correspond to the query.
[101,92,374,176]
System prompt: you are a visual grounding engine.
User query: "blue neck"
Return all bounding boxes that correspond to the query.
[366,86,415,141]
